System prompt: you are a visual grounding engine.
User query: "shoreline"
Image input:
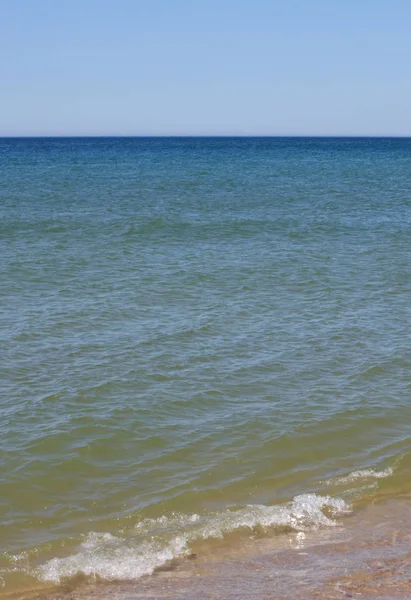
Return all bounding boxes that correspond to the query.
[5,496,411,600]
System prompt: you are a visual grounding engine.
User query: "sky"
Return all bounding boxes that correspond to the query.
[1,0,410,136]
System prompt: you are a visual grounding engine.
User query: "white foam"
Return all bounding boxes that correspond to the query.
[37,532,189,583]
[326,467,393,486]
[36,493,349,584]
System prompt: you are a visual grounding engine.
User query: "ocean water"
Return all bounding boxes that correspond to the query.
[1,137,411,597]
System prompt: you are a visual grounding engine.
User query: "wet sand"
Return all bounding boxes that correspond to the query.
[16,496,411,600]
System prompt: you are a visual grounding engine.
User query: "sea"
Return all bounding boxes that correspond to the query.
[1,137,411,599]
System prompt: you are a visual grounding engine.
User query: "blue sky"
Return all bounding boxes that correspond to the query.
[1,0,410,136]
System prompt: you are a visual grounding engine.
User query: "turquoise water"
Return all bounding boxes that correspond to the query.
[1,137,411,595]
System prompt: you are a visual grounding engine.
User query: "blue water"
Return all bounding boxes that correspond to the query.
[1,137,411,594]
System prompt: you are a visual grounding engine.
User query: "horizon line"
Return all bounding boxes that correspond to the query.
[1,134,411,139]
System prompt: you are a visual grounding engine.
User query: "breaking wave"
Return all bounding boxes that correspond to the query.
[325,467,393,486]
[36,493,349,584]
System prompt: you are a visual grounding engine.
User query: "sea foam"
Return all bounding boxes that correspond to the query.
[37,493,349,584]
[325,467,393,486]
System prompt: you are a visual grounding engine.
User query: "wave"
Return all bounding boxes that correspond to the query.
[36,493,349,584]
[324,467,393,486]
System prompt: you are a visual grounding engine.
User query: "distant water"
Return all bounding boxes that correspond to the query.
[1,137,411,596]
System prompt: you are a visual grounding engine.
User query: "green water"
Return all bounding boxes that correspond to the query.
[1,137,411,593]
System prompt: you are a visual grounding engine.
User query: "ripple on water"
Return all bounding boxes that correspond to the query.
[1,137,411,596]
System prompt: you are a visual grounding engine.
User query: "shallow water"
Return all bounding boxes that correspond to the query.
[7,497,411,600]
[1,137,411,596]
